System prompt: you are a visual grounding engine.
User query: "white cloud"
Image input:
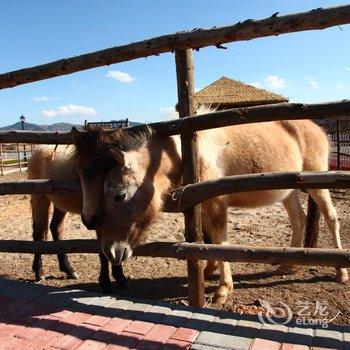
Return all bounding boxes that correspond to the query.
[43,104,97,118]
[345,67,349,71]
[264,75,286,89]
[33,96,59,102]
[305,76,320,89]
[335,83,345,89]
[105,70,136,83]
[250,82,264,89]
[160,106,178,120]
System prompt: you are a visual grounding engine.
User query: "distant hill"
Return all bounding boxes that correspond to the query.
[0,120,142,131]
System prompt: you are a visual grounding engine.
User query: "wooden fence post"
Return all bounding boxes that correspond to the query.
[304,195,320,247]
[17,143,22,171]
[175,49,205,307]
[336,117,341,170]
[0,143,3,176]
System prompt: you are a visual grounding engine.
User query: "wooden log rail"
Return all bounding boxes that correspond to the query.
[2,170,350,205]
[0,179,80,195]
[0,5,349,89]
[1,240,350,268]
[163,171,350,212]
[1,100,350,144]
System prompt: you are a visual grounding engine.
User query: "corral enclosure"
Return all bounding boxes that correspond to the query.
[1,4,350,323]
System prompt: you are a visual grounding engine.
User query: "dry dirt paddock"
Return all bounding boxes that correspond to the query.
[1,172,349,325]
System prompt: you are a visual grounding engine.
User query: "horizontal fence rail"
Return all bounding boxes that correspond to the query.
[1,240,350,268]
[1,100,350,144]
[0,5,349,89]
[163,171,350,212]
[0,179,80,195]
[2,170,350,209]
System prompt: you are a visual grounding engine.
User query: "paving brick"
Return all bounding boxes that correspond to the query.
[0,335,35,350]
[142,302,173,323]
[14,318,56,340]
[286,325,314,346]
[137,324,176,349]
[250,338,282,350]
[312,328,342,349]
[162,338,191,349]
[163,307,192,327]
[123,299,155,321]
[184,309,218,331]
[125,320,155,335]
[30,310,77,348]
[47,309,74,320]
[208,314,238,334]
[281,344,309,350]
[102,298,134,317]
[258,322,288,343]
[75,339,106,350]
[30,328,65,349]
[190,344,224,350]
[90,317,131,342]
[195,330,252,350]
[0,324,25,339]
[83,315,111,327]
[104,331,143,349]
[51,323,100,349]
[171,327,199,343]
[49,311,91,336]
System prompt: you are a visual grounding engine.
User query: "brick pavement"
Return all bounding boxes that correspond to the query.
[0,277,348,349]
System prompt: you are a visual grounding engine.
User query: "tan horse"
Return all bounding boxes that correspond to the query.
[72,115,348,304]
[27,145,127,292]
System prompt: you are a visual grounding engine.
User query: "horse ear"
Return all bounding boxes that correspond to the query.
[71,127,84,148]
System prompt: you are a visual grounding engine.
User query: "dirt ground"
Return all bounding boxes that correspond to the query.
[1,171,349,325]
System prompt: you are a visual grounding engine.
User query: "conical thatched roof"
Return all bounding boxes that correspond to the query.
[195,76,288,108]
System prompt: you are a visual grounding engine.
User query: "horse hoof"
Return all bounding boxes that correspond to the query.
[336,268,349,284]
[275,265,296,276]
[213,284,233,305]
[67,272,79,280]
[213,292,228,305]
[35,274,45,282]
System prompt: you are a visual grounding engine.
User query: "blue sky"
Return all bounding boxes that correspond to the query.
[0,0,349,127]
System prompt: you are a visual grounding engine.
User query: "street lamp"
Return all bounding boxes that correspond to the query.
[19,115,27,164]
[20,114,25,130]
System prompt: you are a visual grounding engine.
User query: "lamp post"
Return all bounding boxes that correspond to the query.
[20,115,27,164]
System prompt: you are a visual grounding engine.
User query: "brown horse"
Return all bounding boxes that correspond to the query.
[72,114,348,304]
[27,145,127,293]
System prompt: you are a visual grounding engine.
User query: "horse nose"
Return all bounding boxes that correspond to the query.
[81,214,101,230]
[102,242,132,265]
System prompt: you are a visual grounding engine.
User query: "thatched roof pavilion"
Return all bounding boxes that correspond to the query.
[194,76,288,109]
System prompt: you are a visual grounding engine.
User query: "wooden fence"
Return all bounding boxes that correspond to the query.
[0,143,35,175]
[0,5,350,307]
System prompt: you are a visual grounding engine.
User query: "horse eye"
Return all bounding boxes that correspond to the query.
[114,191,126,202]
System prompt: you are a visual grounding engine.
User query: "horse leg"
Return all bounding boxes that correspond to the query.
[31,194,50,281]
[96,230,113,293]
[202,213,218,279]
[276,190,306,275]
[307,189,349,283]
[112,265,128,289]
[203,199,233,305]
[50,207,78,279]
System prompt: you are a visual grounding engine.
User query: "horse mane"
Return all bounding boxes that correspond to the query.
[73,125,153,157]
